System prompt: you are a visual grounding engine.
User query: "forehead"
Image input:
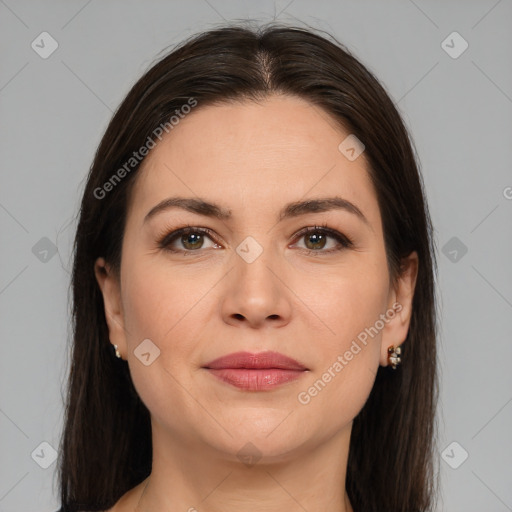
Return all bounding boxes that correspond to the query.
[127,95,379,227]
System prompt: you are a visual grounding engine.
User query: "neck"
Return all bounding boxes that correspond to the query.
[133,420,354,512]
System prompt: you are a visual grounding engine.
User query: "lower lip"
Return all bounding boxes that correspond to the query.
[205,368,306,390]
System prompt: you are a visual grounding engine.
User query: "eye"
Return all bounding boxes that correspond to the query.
[157,223,354,255]
[291,224,354,255]
[157,225,221,253]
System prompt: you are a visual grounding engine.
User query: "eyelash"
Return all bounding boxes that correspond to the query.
[156,223,354,256]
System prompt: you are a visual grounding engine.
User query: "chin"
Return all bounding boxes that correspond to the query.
[203,422,311,463]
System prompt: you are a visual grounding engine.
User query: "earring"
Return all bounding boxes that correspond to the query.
[113,344,122,359]
[387,345,401,369]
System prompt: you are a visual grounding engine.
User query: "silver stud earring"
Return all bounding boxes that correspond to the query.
[114,344,122,359]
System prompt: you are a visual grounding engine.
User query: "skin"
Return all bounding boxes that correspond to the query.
[95,94,418,512]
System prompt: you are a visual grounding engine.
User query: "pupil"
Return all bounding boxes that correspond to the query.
[183,233,202,249]
[306,232,326,250]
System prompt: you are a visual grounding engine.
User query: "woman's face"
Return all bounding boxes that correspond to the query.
[95,94,417,463]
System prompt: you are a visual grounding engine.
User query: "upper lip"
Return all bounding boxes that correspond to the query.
[203,351,308,371]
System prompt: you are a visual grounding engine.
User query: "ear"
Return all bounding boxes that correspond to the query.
[379,251,419,367]
[94,257,127,359]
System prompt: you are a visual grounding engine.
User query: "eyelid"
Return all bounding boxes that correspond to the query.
[291,224,354,250]
[156,223,354,253]
[156,224,220,249]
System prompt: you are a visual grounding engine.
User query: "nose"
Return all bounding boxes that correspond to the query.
[220,244,293,329]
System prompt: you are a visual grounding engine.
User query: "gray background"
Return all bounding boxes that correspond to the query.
[1,1,511,511]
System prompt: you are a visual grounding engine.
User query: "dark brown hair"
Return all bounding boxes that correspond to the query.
[57,22,439,512]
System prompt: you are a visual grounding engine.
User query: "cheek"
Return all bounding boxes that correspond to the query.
[302,260,389,352]
[119,264,207,427]
[294,264,388,421]
[120,256,220,378]
[122,277,169,341]
[121,255,202,343]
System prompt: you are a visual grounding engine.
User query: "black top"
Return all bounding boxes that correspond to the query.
[54,508,106,512]
[56,507,103,512]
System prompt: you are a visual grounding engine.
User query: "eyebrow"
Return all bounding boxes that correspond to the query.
[143,196,371,228]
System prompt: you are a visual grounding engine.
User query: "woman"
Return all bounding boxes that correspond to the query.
[56,22,439,512]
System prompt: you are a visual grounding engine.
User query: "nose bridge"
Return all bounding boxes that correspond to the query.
[222,232,292,326]
[232,233,279,294]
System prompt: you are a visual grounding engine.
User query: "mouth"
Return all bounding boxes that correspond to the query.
[202,351,309,391]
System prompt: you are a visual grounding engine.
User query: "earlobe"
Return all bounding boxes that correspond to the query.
[94,257,127,359]
[379,251,419,367]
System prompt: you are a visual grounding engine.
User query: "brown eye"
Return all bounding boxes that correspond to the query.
[304,231,328,250]
[158,227,220,253]
[157,224,353,256]
[180,232,205,250]
[293,226,354,255]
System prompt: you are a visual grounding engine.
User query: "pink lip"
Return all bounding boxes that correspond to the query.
[203,351,309,391]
